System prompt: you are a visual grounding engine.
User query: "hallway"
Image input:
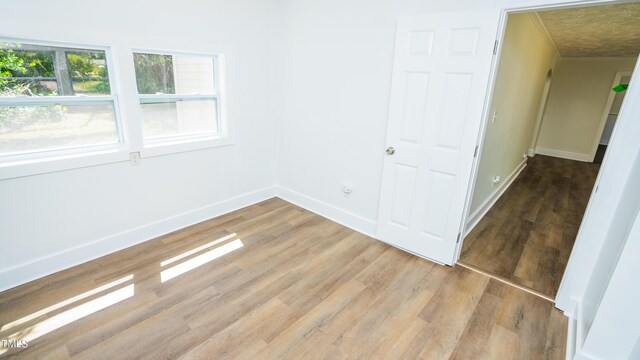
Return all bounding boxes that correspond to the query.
[459,155,600,298]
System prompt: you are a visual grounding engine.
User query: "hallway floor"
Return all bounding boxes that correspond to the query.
[459,155,600,298]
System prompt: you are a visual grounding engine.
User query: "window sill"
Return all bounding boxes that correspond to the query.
[141,135,234,158]
[0,137,233,181]
[0,148,129,181]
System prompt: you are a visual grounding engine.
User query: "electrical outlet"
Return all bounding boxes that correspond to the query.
[130,152,141,166]
[492,175,501,187]
[341,183,353,197]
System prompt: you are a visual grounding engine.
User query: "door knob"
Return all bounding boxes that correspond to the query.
[386,147,396,156]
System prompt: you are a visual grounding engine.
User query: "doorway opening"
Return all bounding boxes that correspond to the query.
[457,2,640,300]
[594,72,631,163]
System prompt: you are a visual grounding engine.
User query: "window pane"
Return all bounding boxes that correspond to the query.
[141,99,218,139]
[0,102,119,156]
[0,42,111,96]
[4,48,56,77]
[133,53,174,94]
[134,53,215,95]
[66,51,111,95]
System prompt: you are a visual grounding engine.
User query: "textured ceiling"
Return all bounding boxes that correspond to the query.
[536,3,640,57]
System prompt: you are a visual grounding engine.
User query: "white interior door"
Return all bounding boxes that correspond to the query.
[376,10,500,265]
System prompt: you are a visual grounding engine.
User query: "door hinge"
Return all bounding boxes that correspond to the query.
[493,40,499,55]
[456,232,462,244]
[474,145,479,158]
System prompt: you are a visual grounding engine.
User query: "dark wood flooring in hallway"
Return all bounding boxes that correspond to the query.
[459,155,600,298]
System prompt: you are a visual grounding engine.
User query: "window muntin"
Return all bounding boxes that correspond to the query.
[0,41,120,158]
[133,51,220,142]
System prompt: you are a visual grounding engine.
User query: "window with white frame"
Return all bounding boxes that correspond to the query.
[0,40,120,159]
[133,51,222,143]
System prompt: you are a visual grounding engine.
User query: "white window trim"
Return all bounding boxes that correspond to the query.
[0,38,128,180]
[0,39,233,180]
[131,48,232,158]
[0,148,129,180]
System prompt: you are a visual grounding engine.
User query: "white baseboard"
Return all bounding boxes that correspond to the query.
[0,186,277,292]
[465,158,527,236]
[275,186,377,237]
[567,313,577,360]
[571,300,602,360]
[0,185,379,292]
[527,148,536,157]
[535,147,592,162]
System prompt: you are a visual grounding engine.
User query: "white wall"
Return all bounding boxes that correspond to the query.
[0,0,279,290]
[577,153,640,360]
[536,57,637,161]
[275,0,497,233]
[577,140,640,352]
[468,13,556,216]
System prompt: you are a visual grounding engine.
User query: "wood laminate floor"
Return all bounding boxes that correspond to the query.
[0,198,566,359]
[460,155,600,299]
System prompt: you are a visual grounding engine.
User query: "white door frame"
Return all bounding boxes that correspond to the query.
[589,70,632,159]
[455,0,639,311]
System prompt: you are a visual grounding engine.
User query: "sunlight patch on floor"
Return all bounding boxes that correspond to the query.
[0,282,134,355]
[1,274,133,333]
[160,239,244,282]
[161,233,237,267]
